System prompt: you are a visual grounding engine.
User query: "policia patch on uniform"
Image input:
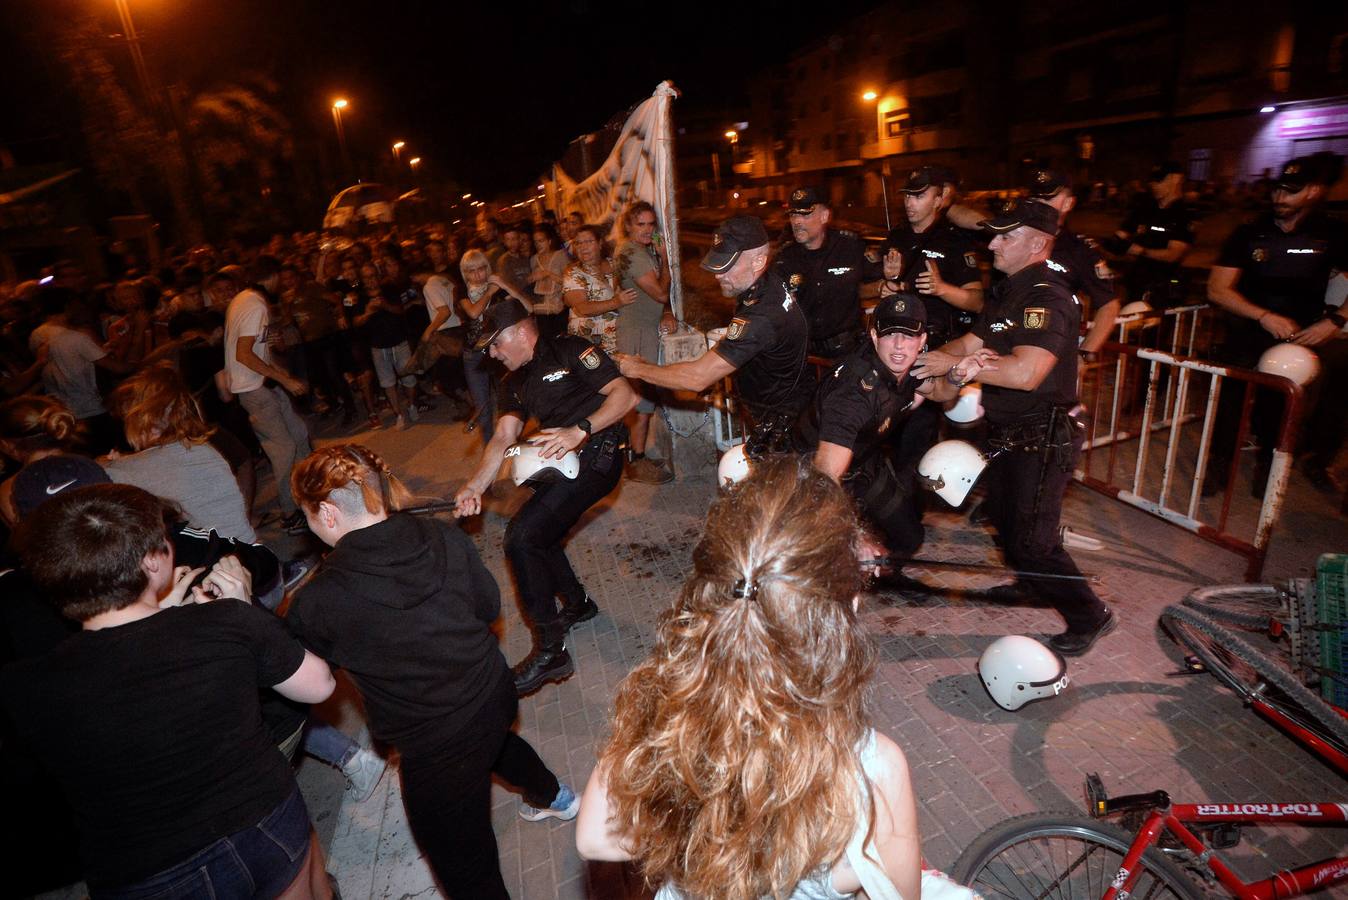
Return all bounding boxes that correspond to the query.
[579,346,601,369]
[726,317,749,340]
[1252,248,1268,263]
[789,273,804,289]
[1024,307,1049,330]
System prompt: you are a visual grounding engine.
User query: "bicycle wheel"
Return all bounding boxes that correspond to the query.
[1159,605,1348,759]
[1181,584,1285,631]
[952,812,1202,900]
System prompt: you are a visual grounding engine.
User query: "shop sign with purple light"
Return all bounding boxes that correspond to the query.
[1276,105,1348,139]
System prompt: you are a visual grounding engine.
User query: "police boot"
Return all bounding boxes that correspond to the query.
[512,624,574,697]
[559,593,600,631]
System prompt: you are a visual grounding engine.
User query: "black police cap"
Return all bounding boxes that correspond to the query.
[872,293,927,336]
[701,215,770,273]
[901,165,957,194]
[1028,168,1071,198]
[786,186,826,213]
[980,198,1059,236]
[473,298,532,350]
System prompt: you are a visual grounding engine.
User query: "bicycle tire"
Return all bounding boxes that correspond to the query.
[951,812,1202,900]
[1159,605,1348,758]
[1180,584,1285,631]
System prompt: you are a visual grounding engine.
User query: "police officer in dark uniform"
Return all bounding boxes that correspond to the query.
[1108,162,1195,309]
[880,165,986,475]
[1025,169,1121,357]
[774,186,883,361]
[454,299,639,695]
[1206,153,1348,492]
[795,293,960,557]
[616,215,814,453]
[914,198,1114,656]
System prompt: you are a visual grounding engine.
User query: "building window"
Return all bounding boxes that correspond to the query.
[883,107,910,138]
[1188,148,1212,183]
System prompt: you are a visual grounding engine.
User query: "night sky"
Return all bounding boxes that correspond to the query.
[1,0,883,196]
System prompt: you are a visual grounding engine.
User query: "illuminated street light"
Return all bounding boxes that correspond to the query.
[392,140,405,162]
[409,157,422,171]
[331,99,352,180]
[462,192,472,200]
[862,90,878,102]
[724,130,739,143]
[1260,105,1276,113]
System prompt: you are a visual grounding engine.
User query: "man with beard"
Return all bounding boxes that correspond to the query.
[615,215,813,454]
[1205,153,1348,493]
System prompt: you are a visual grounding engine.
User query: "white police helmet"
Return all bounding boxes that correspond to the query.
[944,384,984,424]
[978,635,1070,711]
[917,440,986,506]
[716,443,751,488]
[506,443,580,486]
[1257,343,1320,387]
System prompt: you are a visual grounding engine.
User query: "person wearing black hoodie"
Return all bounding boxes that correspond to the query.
[285,444,578,899]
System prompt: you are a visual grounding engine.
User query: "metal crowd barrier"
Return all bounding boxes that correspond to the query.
[1076,339,1305,582]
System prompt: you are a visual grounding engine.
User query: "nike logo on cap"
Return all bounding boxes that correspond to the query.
[46,479,77,495]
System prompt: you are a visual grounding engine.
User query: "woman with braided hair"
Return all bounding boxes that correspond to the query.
[576,456,922,900]
[284,444,578,898]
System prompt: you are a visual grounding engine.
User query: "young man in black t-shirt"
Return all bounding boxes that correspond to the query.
[1,484,336,896]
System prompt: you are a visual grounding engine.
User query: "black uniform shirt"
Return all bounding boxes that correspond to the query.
[775,229,881,343]
[1215,212,1348,327]
[1047,228,1116,313]
[972,261,1081,422]
[798,341,921,474]
[884,219,983,345]
[713,270,815,422]
[499,334,620,429]
[1119,198,1195,297]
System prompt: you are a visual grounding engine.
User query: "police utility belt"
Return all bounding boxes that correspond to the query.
[987,406,1083,471]
[808,331,860,356]
[578,422,626,476]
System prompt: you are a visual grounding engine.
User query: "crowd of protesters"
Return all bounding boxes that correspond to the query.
[0,202,691,898]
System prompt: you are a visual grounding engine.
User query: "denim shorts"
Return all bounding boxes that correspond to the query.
[371,341,416,389]
[93,784,312,899]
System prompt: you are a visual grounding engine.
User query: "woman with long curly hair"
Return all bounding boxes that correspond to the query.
[576,457,921,900]
[285,444,579,899]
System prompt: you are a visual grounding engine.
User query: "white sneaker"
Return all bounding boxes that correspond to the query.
[341,747,387,803]
[519,782,580,821]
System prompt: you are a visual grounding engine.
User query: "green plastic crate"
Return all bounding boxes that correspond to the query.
[1316,553,1348,707]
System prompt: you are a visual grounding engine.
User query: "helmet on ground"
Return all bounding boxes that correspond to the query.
[506,443,580,486]
[978,635,1069,711]
[1119,300,1152,316]
[917,440,986,506]
[945,384,984,424]
[1257,343,1320,387]
[717,443,751,488]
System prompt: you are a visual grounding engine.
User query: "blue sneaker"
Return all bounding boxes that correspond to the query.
[519,783,580,822]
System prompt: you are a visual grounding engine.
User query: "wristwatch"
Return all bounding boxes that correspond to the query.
[576,418,593,437]
[1326,311,1347,329]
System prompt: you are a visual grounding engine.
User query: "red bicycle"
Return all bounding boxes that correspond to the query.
[953,774,1348,899]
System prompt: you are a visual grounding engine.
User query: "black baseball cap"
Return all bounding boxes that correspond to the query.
[901,165,957,194]
[473,298,532,350]
[1273,155,1341,191]
[980,198,1059,236]
[786,186,826,213]
[872,293,927,336]
[1148,161,1184,182]
[1027,168,1071,198]
[701,215,769,273]
[11,455,111,518]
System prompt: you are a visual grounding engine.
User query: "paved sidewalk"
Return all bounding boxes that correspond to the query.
[35,399,1348,899]
[299,404,1347,899]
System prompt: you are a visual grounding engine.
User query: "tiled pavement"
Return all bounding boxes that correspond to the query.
[37,400,1348,899]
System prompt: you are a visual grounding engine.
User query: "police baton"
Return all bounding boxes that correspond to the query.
[401,499,464,517]
[859,556,1101,584]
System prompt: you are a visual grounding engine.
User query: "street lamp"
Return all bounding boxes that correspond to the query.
[392,140,405,162]
[409,157,422,172]
[862,89,878,102]
[331,98,351,181]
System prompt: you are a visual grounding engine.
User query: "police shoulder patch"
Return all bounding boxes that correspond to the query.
[964,251,978,269]
[1252,247,1268,263]
[1024,307,1049,330]
[789,272,804,288]
[579,346,601,369]
[877,415,892,434]
[727,316,749,340]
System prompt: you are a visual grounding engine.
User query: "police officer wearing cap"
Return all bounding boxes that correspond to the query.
[914,198,1114,656]
[774,186,883,361]
[616,215,813,449]
[1108,162,1195,309]
[1206,152,1348,492]
[795,293,960,558]
[880,165,986,477]
[454,299,639,696]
